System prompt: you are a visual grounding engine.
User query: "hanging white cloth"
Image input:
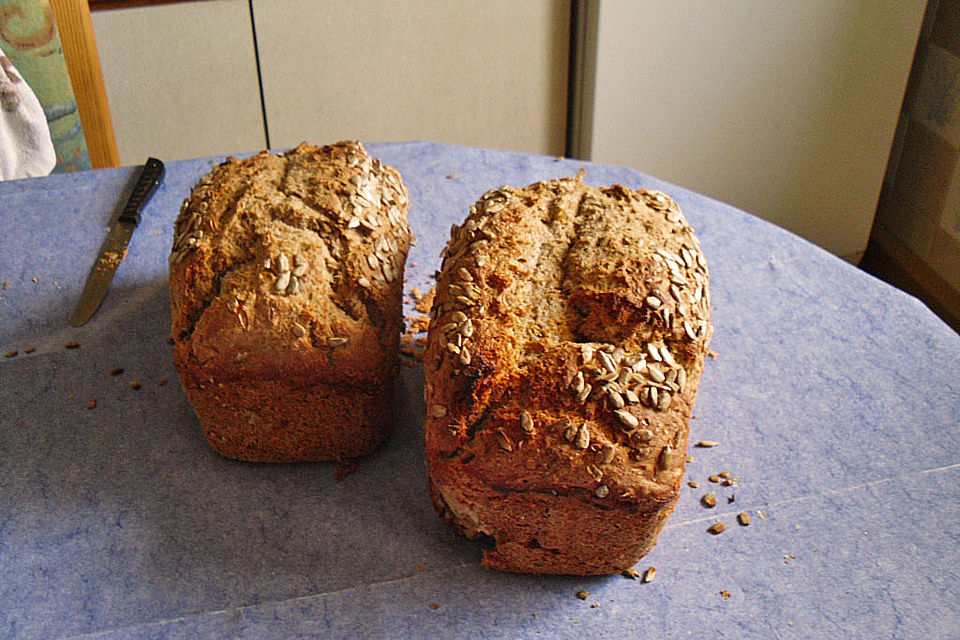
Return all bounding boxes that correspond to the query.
[0,48,56,180]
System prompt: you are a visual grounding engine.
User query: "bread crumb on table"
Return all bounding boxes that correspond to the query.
[414,286,436,314]
[333,461,357,481]
[405,315,431,334]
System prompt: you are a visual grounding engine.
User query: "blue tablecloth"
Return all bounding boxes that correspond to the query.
[0,143,957,640]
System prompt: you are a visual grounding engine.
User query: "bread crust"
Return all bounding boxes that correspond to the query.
[424,176,711,574]
[170,141,411,461]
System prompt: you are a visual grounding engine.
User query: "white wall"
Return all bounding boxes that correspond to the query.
[585,1,927,260]
[93,0,569,164]
[251,0,569,155]
[92,0,266,165]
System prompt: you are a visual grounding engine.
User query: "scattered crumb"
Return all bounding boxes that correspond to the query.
[701,493,717,508]
[157,379,168,386]
[333,460,357,481]
[696,440,719,448]
[4,350,16,358]
[24,345,36,354]
[757,510,767,520]
[410,287,424,301]
[400,334,426,362]
[414,286,436,314]
[129,381,141,390]
[642,567,657,583]
[446,173,458,179]
[708,350,718,360]
[31,277,37,283]
[795,525,802,531]
[590,602,600,608]
[429,603,439,610]
[708,475,720,483]
[719,471,731,479]
[722,478,736,487]
[405,315,431,334]
[109,367,125,376]
[417,565,426,572]
[576,590,589,600]
[87,398,97,410]
[621,567,640,580]
[707,523,726,535]
[65,341,80,349]
[410,262,418,268]
[687,480,699,488]
[738,512,751,526]
[686,456,694,463]
[720,590,731,599]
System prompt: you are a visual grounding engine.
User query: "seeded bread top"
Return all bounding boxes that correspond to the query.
[424,175,711,505]
[169,141,411,385]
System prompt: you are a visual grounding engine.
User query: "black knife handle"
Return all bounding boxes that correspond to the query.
[118,157,165,226]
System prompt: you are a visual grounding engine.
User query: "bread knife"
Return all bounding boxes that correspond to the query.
[69,158,165,327]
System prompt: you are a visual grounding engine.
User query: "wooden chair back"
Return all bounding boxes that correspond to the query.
[49,0,118,168]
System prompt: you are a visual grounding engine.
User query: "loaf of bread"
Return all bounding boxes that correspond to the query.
[169,141,411,462]
[424,174,712,574]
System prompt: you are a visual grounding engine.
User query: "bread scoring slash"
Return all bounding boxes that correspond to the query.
[424,173,712,575]
[169,141,411,462]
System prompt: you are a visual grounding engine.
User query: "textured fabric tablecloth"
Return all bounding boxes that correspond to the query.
[0,143,958,640]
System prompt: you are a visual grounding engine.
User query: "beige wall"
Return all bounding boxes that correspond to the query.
[585,0,926,260]
[92,0,266,165]
[251,0,569,155]
[92,0,569,163]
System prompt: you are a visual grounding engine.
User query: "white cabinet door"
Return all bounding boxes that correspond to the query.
[582,1,926,260]
[93,0,265,164]
[252,0,569,156]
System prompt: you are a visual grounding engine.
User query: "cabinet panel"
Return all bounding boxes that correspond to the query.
[252,0,568,156]
[92,0,265,165]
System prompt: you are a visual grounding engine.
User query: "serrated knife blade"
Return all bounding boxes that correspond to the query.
[69,158,164,327]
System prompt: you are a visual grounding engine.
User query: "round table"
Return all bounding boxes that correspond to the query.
[0,142,957,639]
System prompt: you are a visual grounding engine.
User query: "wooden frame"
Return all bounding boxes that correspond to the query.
[50,0,119,168]
[89,0,202,12]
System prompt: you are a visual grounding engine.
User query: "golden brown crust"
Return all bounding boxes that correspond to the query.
[424,175,711,574]
[170,141,411,461]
